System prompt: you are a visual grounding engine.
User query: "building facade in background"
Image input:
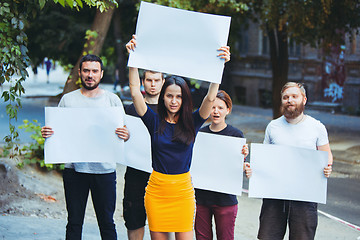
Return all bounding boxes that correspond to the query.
[230,21,360,115]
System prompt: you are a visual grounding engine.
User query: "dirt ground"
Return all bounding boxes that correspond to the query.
[0,156,128,223]
[0,156,68,219]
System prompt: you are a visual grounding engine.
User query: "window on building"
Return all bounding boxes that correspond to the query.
[236,25,249,56]
[289,39,301,58]
[235,86,247,105]
[262,34,269,55]
[259,89,272,108]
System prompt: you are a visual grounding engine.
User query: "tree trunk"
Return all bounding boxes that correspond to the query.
[113,8,128,88]
[62,7,116,95]
[268,26,289,119]
[221,61,234,98]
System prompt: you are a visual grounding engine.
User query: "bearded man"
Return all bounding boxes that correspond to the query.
[257,82,333,240]
[41,54,129,240]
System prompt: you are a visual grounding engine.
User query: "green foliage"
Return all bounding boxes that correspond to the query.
[0,0,32,160]
[52,0,118,12]
[82,29,99,56]
[18,120,64,171]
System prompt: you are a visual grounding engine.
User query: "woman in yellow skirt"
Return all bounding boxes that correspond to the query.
[126,35,231,240]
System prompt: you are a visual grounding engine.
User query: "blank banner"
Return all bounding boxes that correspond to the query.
[44,107,124,164]
[123,115,152,173]
[249,143,328,204]
[128,1,231,84]
[191,132,246,196]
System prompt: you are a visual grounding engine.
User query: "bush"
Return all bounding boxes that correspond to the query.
[18,119,64,171]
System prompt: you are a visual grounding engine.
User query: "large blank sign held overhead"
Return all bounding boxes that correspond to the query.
[249,143,328,204]
[128,1,231,84]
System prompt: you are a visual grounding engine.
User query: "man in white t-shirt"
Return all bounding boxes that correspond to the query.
[41,54,129,240]
[257,82,333,240]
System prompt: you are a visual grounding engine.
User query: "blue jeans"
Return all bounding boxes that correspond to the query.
[63,168,117,240]
[258,199,318,240]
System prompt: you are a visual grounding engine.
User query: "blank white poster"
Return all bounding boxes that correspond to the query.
[249,143,328,204]
[123,115,152,173]
[191,132,246,196]
[44,107,124,164]
[128,1,231,83]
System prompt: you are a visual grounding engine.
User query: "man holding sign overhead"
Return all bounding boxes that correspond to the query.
[256,82,333,240]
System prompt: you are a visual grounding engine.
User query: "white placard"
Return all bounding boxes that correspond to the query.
[123,117,246,195]
[248,143,328,204]
[191,132,246,196]
[44,107,124,164]
[128,1,231,83]
[123,115,152,173]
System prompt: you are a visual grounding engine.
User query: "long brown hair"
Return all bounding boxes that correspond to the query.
[158,76,195,145]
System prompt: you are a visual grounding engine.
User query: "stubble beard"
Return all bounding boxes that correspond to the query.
[145,89,159,97]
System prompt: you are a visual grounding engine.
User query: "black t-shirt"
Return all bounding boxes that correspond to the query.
[195,124,244,206]
[125,103,158,116]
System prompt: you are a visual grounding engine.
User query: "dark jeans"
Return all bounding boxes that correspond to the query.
[258,199,318,240]
[63,168,117,240]
[123,167,150,230]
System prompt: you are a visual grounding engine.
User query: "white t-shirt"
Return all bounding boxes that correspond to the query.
[58,89,125,174]
[263,115,329,150]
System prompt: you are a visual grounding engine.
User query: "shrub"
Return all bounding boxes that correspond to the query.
[18,119,64,171]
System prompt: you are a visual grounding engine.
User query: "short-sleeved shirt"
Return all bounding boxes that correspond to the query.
[141,106,206,174]
[263,115,329,149]
[195,124,244,206]
[125,103,157,117]
[58,89,125,174]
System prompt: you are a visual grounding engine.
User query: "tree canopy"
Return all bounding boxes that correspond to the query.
[26,2,96,69]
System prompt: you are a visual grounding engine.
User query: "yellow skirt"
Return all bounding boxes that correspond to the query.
[145,170,195,232]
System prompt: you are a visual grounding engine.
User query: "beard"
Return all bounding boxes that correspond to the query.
[281,101,305,119]
[81,77,100,90]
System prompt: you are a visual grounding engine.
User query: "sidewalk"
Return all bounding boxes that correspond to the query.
[1,165,359,240]
[0,213,149,240]
[1,178,359,239]
[1,200,359,240]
